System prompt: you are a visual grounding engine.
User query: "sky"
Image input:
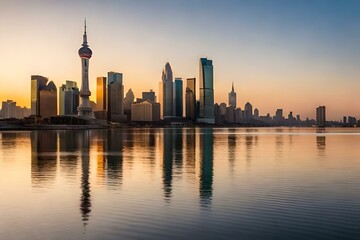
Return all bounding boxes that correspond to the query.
[0,0,360,120]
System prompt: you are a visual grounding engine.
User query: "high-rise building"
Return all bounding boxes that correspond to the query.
[244,102,253,120]
[254,108,259,119]
[77,20,94,118]
[30,75,57,119]
[31,75,48,116]
[96,77,107,111]
[185,78,196,120]
[107,72,125,122]
[316,106,326,127]
[59,81,79,116]
[275,109,283,121]
[228,82,237,108]
[198,58,215,124]
[173,78,183,117]
[160,62,173,118]
[142,90,156,102]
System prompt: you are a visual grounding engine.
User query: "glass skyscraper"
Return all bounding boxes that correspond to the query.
[198,58,215,124]
[173,78,183,117]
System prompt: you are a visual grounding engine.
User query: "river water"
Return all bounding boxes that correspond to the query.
[0,128,359,239]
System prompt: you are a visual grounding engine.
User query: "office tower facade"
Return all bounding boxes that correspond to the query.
[107,72,124,122]
[275,109,283,121]
[185,78,196,120]
[228,82,237,108]
[31,75,57,119]
[198,58,215,124]
[142,90,156,102]
[96,77,107,111]
[131,100,160,122]
[124,89,135,112]
[254,108,259,119]
[31,75,48,116]
[1,100,16,119]
[161,62,173,118]
[173,78,183,117]
[77,20,94,118]
[59,81,79,116]
[316,106,326,127]
[244,102,253,120]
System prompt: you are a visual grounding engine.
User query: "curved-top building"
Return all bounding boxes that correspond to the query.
[77,20,94,118]
[161,62,173,118]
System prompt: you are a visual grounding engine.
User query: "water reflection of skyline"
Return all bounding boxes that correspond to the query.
[25,128,332,220]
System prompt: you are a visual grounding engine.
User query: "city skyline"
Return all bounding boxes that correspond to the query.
[1,1,360,120]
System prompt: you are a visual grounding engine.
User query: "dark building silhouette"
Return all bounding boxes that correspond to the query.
[316,106,326,127]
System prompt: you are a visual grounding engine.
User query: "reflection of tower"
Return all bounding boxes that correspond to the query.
[173,129,183,173]
[105,130,123,187]
[79,130,91,226]
[31,131,58,188]
[59,131,80,177]
[77,20,94,118]
[162,128,173,201]
[228,129,236,172]
[316,129,326,156]
[185,128,196,174]
[199,128,214,207]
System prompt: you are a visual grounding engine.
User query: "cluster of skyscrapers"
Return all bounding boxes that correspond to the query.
[1,21,358,128]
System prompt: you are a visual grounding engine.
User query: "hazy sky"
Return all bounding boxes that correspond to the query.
[1,0,360,120]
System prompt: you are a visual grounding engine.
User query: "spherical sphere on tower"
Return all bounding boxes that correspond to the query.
[78,46,92,59]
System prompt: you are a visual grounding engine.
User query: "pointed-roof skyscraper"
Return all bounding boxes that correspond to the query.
[228,82,237,108]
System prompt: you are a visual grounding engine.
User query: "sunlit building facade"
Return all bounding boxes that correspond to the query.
[96,77,107,111]
[185,78,196,120]
[31,75,57,119]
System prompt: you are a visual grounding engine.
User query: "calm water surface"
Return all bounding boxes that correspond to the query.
[0,128,360,240]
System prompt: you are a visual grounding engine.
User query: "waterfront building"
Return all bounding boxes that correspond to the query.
[275,109,283,121]
[244,102,253,120]
[142,90,156,102]
[254,108,259,119]
[173,78,183,117]
[131,100,160,122]
[77,20,94,118]
[59,81,79,116]
[228,82,237,108]
[185,78,196,120]
[31,75,57,119]
[124,89,135,111]
[198,58,215,124]
[160,62,173,118]
[225,106,235,123]
[1,100,16,119]
[96,77,107,111]
[316,106,326,127]
[107,72,125,122]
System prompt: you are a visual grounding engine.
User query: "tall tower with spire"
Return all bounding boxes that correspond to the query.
[77,19,94,118]
[228,82,237,108]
